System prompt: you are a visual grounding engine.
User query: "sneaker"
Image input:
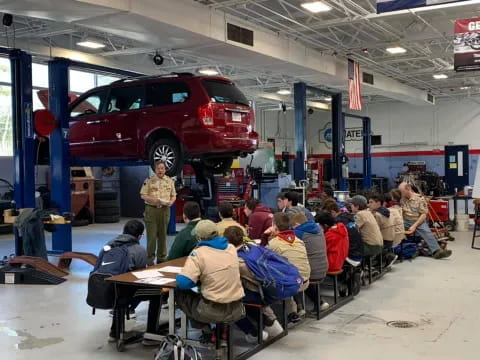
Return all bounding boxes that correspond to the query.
[385,254,398,268]
[288,312,301,324]
[244,331,269,344]
[320,301,330,311]
[265,320,283,337]
[298,309,306,317]
[433,248,452,259]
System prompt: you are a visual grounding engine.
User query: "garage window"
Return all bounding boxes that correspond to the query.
[106,86,144,113]
[201,80,249,106]
[146,82,190,107]
[70,90,108,118]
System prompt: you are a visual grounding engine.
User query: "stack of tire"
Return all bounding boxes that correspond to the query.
[0,200,13,234]
[94,191,120,224]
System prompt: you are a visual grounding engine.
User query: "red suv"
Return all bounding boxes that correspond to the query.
[67,73,258,176]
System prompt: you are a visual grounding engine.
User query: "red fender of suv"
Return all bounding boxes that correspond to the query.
[67,73,258,176]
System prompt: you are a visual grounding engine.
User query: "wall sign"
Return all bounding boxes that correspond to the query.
[318,123,364,149]
[454,17,480,71]
[377,0,468,14]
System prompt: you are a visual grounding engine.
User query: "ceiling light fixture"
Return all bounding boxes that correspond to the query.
[199,69,219,76]
[386,46,407,54]
[301,1,332,13]
[460,86,471,90]
[433,74,448,79]
[76,40,105,49]
[277,89,291,95]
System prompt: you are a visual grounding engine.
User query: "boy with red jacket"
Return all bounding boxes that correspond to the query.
[243,198,273,246]
[315,212,349,273]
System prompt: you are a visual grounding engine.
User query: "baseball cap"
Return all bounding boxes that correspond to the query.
[193,220,218,240]
[350,195,368,208]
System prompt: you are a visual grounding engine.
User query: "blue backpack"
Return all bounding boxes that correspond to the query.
[237,243,303,303]
[394,242,418,260]
[86,245,130,310]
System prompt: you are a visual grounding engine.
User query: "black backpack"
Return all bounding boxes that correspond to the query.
[86,244,130,310]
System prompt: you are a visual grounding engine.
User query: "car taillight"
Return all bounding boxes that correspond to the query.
[198,103,215,127]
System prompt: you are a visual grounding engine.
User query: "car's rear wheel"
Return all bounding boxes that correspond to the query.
[149,138,183,177]
[203,158,234,175]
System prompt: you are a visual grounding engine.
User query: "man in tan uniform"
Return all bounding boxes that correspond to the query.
[399,182,452,259]
[140,161,176,265]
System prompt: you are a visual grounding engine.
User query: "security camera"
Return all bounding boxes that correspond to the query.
[153,52,164,66]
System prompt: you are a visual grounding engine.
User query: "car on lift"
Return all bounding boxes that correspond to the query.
[67,73,258,176]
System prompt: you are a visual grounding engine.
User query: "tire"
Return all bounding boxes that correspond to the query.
[0,223,12,234]
[95,191,118,201]
[95,215,121,223]
[95,200,119,209]
[148,138,183,177]
[203,158,234,175]
[72,219,89,227]
[95,207,120,216]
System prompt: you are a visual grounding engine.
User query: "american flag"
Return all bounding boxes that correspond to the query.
[348,59,363,111]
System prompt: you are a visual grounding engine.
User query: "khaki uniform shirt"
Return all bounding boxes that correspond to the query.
[180,243,245,303]
[402,193,428,222]
[354,210,383,247]
[389,206,405,246]
[371,210,395,242]
[216,219,247,237]
[140,175,176,206]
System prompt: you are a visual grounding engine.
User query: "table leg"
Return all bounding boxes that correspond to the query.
[168,288,175,335]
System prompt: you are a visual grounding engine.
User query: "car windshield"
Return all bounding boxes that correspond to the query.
[201,80,249,106]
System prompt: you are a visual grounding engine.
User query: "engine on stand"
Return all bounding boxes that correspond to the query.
[395,161,446,197]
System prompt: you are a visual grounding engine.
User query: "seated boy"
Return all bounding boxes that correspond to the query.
[350,195,383,258]
[322,199,364,264]
[388,189,406,247]
[292,213,330,312]
[267,212,311,323]
[175,220,245,342]
[167,201,202,260]
[216,201,247,236]
[315,212,349,274]
[224,226,283,342]
[368,194,398,267]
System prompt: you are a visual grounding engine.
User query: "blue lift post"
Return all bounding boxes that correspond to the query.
[48,58,72,253]
[332,93,347,191]
[9,49,36,255]
[293,82,307,181]
[362,117,372,190]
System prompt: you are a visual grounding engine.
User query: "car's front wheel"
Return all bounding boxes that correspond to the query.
[148,138,183,177]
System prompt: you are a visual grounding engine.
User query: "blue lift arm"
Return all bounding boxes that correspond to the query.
[293,82,307,181]
[332,94,346,191]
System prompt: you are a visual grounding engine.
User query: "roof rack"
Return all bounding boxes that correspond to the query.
[112,72,194,84]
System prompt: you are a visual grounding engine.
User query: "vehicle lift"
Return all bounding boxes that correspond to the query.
[293,82,372,191]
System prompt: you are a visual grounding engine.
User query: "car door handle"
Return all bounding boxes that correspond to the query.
[86,119,109,125]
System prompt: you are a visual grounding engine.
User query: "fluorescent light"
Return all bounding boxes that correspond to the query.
[460,86,471,90]
[323,96,332,101]
[386,46,407,54]
[199,69,219,76]
[76,40,105,49]
[277,89,291,95]
[433,74,448,79]
[301,1,332,13]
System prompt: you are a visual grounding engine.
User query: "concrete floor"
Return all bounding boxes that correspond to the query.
[0,221,479,360]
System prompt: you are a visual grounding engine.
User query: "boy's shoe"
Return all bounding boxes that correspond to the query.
[298,309,306,317]
[320,301,330,311]
[244,331,269,344]
[288,312,301,324]
[433,248,452,259]
[265,320,283,337]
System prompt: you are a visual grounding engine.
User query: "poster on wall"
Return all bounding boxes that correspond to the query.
[377,0,468,13]
[454,17,480,71]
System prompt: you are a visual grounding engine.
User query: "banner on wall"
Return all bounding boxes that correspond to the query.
[454,17,480,71]
[377,0,468,13]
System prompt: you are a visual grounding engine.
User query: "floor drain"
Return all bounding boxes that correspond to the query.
[386,321,418,329]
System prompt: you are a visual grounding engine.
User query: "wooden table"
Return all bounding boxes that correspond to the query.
[107,257,187,350]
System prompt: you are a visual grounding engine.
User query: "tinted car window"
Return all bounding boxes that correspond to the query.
[146,82,190,107]
[201,80,249,106]
[70,90,107,118]
[107,86,144,113]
